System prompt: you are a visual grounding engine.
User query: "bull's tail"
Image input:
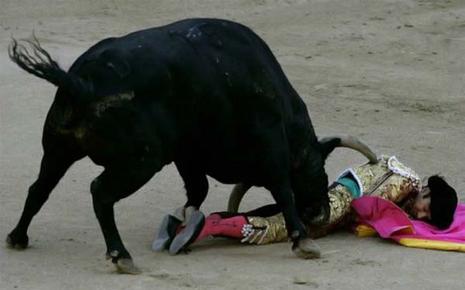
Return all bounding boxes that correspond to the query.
[319,135,378,163]
[8,36,93,101]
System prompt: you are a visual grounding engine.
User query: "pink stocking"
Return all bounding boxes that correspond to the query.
[195,213,248,242]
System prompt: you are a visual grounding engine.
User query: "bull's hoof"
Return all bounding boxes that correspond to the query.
[6,232,29,250]
[106,250,141,274]
[292,238,321,259]
[115,258,141,275]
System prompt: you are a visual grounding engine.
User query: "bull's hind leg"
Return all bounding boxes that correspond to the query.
[90,161,161,274]
[7,144,83,249]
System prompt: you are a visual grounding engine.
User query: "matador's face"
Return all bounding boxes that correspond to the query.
[411,186,432,220]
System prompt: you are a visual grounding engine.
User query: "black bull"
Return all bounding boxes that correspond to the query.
[7,18,376,273]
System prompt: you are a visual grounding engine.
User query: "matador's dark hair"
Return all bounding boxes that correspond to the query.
[428,175,458,229]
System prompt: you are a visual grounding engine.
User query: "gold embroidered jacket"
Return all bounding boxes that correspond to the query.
[243,156,421,244]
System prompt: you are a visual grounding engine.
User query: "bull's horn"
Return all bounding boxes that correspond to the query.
[319,135,378,164]
[227,183,251,213]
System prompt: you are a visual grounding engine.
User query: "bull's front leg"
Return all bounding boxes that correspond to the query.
[168,160,208,225]
[175,160,209,209]
[154,161,208,254]
[267,181,321,259]
[90,160,161,274]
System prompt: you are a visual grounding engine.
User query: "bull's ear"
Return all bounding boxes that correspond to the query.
[100,49,131,78]
[319,137,341,160]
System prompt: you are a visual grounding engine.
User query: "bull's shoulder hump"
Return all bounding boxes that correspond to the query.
[69,18,261,70]
[158,18,262,45]
[159,18,256,33]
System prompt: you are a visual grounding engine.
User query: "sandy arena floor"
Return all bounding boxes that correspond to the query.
[1,1,464,289]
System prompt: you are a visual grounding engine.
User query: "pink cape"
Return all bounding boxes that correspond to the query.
[351,196,465,251]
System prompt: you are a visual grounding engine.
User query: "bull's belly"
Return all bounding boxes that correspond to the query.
[201,147,265,185]
[205,160,246,184]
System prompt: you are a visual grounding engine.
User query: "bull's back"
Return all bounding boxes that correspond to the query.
[71,18,297,108]
[65,19,312,176]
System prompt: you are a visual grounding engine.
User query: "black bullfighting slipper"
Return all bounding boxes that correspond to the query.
[152,214,182,252]
[169,210,205,255]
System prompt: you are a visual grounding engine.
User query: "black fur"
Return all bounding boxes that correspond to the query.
[7,19,335,267]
